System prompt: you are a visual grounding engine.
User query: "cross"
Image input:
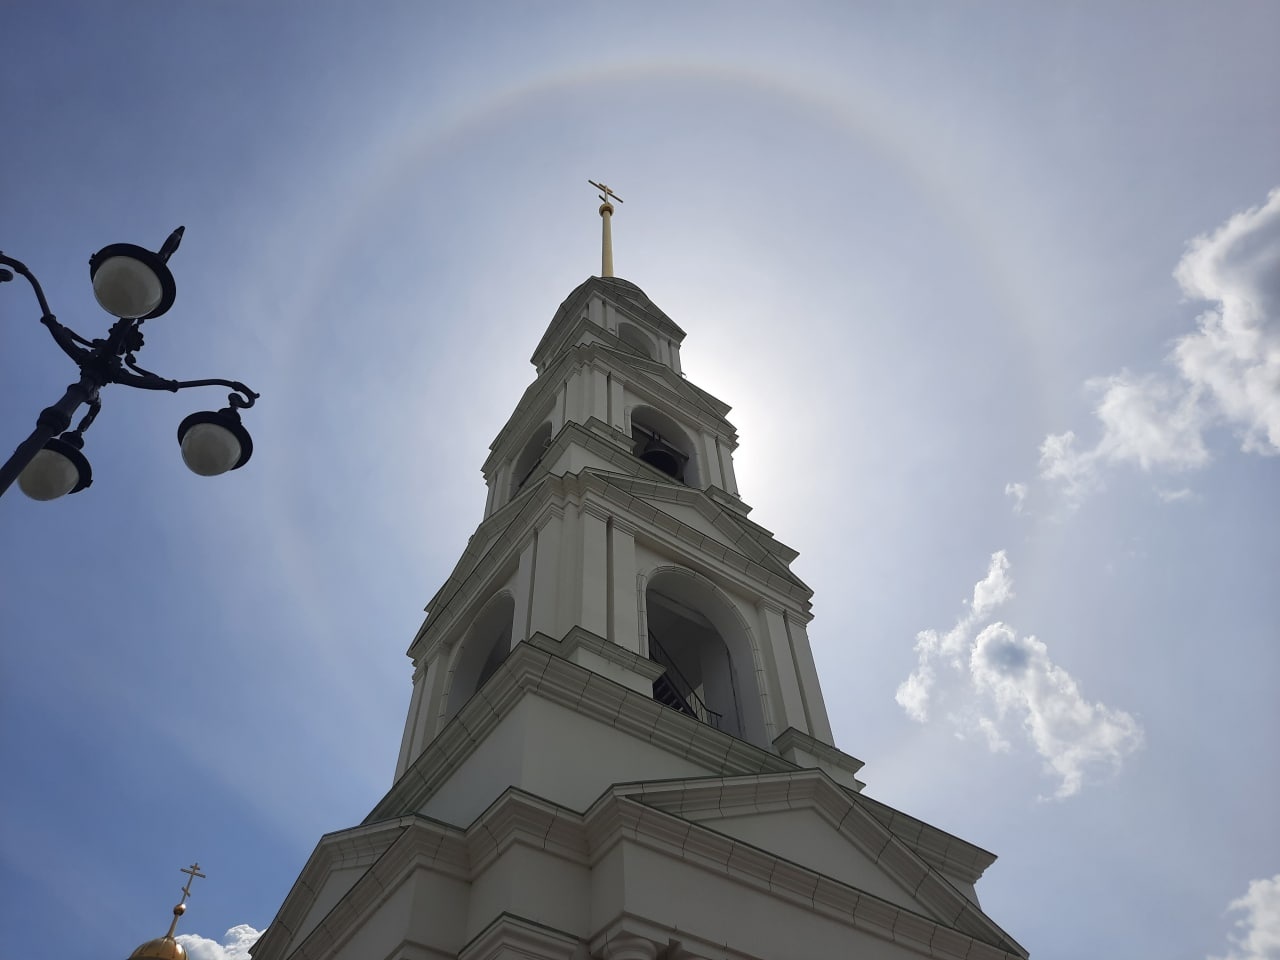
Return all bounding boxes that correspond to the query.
[179,862,206,902]
[588,179,624,205]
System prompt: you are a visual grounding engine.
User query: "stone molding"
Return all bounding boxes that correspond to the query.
[613,771,1013,948]
[459,914,583,960]
[410,458,813,661]
[367,639,798,825]
[258,774,1026,960]
[772,727,867,791]
[532,627,666,684]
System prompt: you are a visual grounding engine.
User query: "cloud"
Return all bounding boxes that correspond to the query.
[895,551,1012,721]
[897,551,1142,798]
[1004,481,1028,514]
[1039,187,1280,506]
[1211,875,1280,960]
[177,925,262,960]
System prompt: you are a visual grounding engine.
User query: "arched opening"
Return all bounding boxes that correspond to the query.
[509,422,552,500]
[445,593,515,720]
[644,570,766,747]
[617,322,656,360]
[629,405,700,487]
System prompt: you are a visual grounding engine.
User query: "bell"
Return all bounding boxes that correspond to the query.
[639,437,682,479]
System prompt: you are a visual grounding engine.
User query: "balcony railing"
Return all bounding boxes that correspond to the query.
[648,630,722,729]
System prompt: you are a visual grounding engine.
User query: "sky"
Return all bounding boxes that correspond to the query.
[1,3,1277,959]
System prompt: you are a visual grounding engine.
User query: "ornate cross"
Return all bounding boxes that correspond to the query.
[178,862,206,902]
[588,179,624,205]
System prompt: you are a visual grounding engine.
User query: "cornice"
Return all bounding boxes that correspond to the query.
[459,913,582,960]
[415,430,813,659]
[611,771,1019,954]
[530,278,686,371]
[580,791,1027,959]
[854,793,998,886]
[251,818,411,960]
[772,727,866,780]
[580,341,733,425]
[533,627,667,684]
[258,774,1024,960]
[366,639,797,824]
[581,471,812,607]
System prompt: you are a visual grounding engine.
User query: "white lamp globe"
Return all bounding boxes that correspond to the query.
[88,242,177,319]
[17,438,92,500]
[90,255,164,319]
[178,411,253,477]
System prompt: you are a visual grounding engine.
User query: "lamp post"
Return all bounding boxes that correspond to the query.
[0,227,260,501]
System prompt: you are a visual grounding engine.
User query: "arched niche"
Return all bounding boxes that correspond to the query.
[617,321,656,360]
[643,567,768,748]
[444,592,516,720]
[509,421,552,500]
[629,405,701,487]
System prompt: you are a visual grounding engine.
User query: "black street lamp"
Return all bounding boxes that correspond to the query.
[0,227,260,501]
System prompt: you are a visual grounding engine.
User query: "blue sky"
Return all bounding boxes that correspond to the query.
[1,4,1277,959]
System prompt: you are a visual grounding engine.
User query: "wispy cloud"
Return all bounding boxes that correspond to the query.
[1211,875,1280,960]
[1004,481,1028,514]
[1038,187,1280,507]
[177,925,261,960]
[896,551,1143,798]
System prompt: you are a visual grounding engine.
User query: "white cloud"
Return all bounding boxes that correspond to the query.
[1211,875,1280,960]
[971,549,1014,618]
[896,551,1012,721]
[1039,187,1280,505]
[897,551,1142,798]
[1156,486,1194,503]
[1005,481,1028,514]
[177,925,262,960]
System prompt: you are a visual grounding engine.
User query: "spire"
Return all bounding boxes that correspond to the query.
[588,179,623,277]
[127,863,205,960]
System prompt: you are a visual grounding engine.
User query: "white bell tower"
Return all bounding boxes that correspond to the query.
[251,192,1029,960]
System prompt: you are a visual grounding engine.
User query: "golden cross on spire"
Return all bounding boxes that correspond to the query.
[179,863,206,898]
[588,179,623,207]
[163,862,206,938]
[587,180,622,277]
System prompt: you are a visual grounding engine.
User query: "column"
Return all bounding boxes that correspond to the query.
[786,615,834,743]
[589,367,610,423]
[394,658,428,779]
[579,503,610,637]
[609,375,626,431]
[700,432,724,488]
[609,519,640,653]
[512,537,537,643]
[756,600,809,735]
[529,508,565,638]
[716,438,739,496]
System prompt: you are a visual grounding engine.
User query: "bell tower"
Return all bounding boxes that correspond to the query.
[251,194,1029,960]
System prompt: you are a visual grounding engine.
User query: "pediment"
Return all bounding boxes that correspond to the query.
[588,472,810,597]
[587,342,733,424]
[623,771,1023,954]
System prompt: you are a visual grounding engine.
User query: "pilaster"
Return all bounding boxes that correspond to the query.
[530,506,566,638]
[608,518,640,654]
[755,599,810,736]
[579,502,610,637]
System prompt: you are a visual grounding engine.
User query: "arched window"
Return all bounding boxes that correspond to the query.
[445,593,516,720]
[617,322,656,360]
[644,570,767,747]
[509,422,552,500]
[629,405,701,487]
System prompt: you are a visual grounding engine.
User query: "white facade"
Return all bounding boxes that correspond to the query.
[251,276,1028,960]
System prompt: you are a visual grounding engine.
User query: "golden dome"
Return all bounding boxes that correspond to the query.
[127,935,186,960]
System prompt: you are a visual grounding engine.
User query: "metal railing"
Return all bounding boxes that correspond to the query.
[648,631,722,729]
